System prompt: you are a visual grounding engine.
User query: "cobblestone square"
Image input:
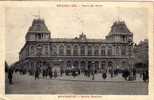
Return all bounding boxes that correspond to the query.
[5,73,148,95]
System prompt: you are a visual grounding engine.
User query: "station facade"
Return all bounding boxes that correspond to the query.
[17,18,134,72]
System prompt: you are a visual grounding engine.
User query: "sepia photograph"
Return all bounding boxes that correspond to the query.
[4,2,153,95]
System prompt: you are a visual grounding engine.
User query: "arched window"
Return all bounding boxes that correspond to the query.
[94,46,99,56]
[122,61,128,69]
[36,45,42,56]
[94,61,99,70]
[38,34,41,39]
[73,61,79,68]
[108,61,113,68]
[88,45,92,56]
[101,46,106,56]
[116,46,120,56]
[59,45,64,56]
[101,61,106,69]
[45,45,48,55]
[30,46,34,56]
[50,45,52,56]
[80,45,85,56]
[66,45,71,56]
[67,61,72,68]
[80,61,86,70]
[121,46,126,56]
[52,45,57,56]
[107,46,112,56]
[73,45,78,56]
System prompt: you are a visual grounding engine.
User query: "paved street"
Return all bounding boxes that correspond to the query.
[5,73,148,95]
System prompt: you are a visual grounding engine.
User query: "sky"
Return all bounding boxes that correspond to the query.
[5,3,150,65]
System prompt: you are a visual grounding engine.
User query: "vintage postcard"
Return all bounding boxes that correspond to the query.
[0,1,154,100]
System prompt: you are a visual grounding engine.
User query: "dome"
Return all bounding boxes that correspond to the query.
[28,18,50,33]
[109,21,131,35]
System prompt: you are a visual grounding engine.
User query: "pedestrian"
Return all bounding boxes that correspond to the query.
[143,71,148,82]
[102,72,107,79]
[54,70,57,79]
[49,70,53,79]
[35,69,40,80]
[110,69,113,78]
[8,68,13,84]
[45,69,48,79]
[146,70,149,81]
[60,69,63,77]
[72,70,77,78]
[122,69,130,80]
[92,72,95,80]
[133,68,136,80]
[42,69,45,78]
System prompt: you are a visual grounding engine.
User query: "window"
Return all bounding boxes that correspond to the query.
[80,61,86,70]
[52,45,57,56]
[30,46,34,56]
[73,45,78,56]
[59,45,64,56]
[88,46,92,56]
[101,61,106,69]
[38,34,41,39]
[107,46,112,56]
[94,46,99,56]
[67,61,71,68]
[101,46,106,56]
[116,46,120,56]
[50,46,52,56]
[36,45,42,56]
[122,35,125,41]
[121,46,126,56]
[108,61,113,68]
[66,45,71,56]
[80,45,85,56]
[73,61,79,68]
[45,45,48,55]
[94,61,99,70]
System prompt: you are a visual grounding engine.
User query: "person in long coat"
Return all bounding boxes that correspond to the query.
[48,69,53,79]
[35,69,40,80]
[54,70,57,79]
[8,68,13,84]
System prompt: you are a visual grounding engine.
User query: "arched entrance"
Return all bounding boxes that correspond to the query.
[94,61,99,71]
[88,61,92,70]
[36,61,49,72]
[108,61,113,70]
[66,60,72,68]
[80,61,86,71]
[101,61,106,69]
[73,61,79,69]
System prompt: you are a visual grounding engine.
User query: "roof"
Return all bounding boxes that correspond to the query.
[27,18,50,33]
[109,21,132,35]
[49,38,105,43]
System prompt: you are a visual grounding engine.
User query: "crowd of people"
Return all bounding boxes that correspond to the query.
[6,65,149,85]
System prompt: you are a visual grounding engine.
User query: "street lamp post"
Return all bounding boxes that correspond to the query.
[58,59,63,76]
[91,61,95,80]
[128,39,134,81]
